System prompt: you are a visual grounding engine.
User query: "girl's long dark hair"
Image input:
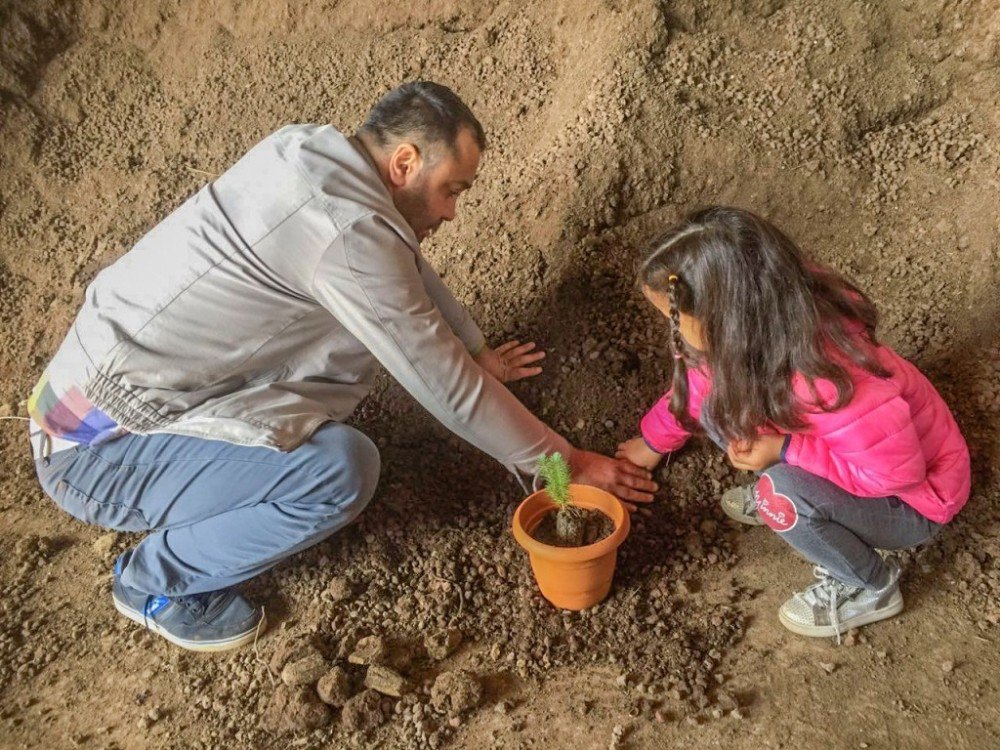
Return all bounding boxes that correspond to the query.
[639,206,889,443]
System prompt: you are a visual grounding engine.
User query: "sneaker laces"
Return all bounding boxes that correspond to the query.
[141,589,235,628]
[795,566,861,644]
[174,590,237,621]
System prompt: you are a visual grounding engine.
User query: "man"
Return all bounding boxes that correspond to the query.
[28,82,657,652]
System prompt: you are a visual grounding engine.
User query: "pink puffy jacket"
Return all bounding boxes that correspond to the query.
[640,343,970,523]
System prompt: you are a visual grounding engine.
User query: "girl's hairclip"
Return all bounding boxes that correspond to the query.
[668,274,679,282]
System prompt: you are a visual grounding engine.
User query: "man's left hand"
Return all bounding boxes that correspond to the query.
[474,340,546,383]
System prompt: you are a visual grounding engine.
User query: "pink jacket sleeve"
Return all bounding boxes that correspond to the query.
[783,374,928,498]
[639,391,691,453]
[639,369,708,454]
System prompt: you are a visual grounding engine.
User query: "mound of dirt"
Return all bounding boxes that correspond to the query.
[1,1,998,749]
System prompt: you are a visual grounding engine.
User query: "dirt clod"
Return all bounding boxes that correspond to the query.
[349,635,389,666]
[268,635,323,676]
[341,689,387,732]
[281,653,328,687]
[317,666,353,707]
[364,665,410,697]
[262,686,331,732]
[1,1,998,749]
[91,532,118,558]
[430,670,484,714]
[326,576,354,602]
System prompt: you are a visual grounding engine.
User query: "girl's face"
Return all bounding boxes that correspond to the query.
[642,286,707,352]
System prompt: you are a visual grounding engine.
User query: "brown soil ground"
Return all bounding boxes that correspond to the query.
[1,1,999,749]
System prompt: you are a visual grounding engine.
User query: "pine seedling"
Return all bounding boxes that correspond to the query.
[537,452,572,510]
[537,452,585,546]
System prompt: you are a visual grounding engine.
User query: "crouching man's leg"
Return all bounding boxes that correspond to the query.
[34,422,380,652]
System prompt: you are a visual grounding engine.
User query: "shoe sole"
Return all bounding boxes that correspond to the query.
[113,595,265,653]
[778,594,904,638]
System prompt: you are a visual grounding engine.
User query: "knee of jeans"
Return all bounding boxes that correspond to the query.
[759,463,802,492]
[755,464,814,532]
[312,428,381,515]
[343,430,381,509]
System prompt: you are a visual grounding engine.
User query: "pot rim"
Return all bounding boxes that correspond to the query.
[512,483,630,561]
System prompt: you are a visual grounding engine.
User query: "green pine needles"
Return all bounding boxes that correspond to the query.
[537,452,572,509]
[537,451,586,546]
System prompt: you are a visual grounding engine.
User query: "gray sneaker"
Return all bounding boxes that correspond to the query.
[778,557,903,641]
[112,551,265,652]
[720,485,764,526]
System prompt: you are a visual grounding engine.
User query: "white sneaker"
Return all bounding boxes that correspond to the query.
[720,485,764,526]
[778,557,903,640]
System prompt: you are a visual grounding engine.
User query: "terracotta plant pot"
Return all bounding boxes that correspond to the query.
[512,483,630,611]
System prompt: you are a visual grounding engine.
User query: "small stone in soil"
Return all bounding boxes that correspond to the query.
[425,628,463,660]
[364,665,409,697]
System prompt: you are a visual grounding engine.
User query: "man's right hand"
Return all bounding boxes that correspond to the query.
[566,446,659,511]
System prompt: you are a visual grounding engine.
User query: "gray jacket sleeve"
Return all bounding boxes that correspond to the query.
[310,214,570,477]
[416,252,487,355]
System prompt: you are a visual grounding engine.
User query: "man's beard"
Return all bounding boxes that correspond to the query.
[394,182,437,240]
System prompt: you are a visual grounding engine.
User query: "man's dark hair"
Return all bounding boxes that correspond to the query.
[359,81,487,157]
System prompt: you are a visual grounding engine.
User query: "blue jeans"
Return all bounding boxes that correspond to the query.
[33,423,380,597]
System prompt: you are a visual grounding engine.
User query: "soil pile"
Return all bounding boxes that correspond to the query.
[1,1,998,749]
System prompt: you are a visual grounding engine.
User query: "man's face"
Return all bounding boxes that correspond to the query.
[392,127,481,241]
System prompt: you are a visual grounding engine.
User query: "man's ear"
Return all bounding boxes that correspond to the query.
[387,142,422,187]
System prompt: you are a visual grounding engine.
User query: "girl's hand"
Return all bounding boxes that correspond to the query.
[566,446,659,511]
[615,436,663,471]
[474,340,546,383]
[726,434,785,472]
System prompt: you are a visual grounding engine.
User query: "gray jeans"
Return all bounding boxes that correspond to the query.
[701,415,942,589]
[753,463,942,589]
[33,423,380,597]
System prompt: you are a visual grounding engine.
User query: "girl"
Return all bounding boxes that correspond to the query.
[616,206,970,639]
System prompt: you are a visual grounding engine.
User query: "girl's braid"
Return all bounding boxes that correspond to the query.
[666,274,686,362]
[665,273,696,431]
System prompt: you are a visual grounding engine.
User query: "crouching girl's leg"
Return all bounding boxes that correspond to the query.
[754,463,941,639]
